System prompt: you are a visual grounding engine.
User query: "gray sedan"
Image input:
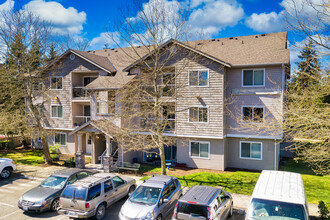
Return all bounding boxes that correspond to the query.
[18,168,96,213]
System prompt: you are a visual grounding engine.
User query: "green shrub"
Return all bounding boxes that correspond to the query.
[49,145,60,154]
[318,201,330,220]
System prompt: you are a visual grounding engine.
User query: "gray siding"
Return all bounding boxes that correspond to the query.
[225,66,284,137]
[43,54,104,129]
[177,138,225,170]
[225,137,279,170]
[176,59,225,137]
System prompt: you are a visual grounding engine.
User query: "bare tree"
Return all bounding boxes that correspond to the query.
[0,9,59,164]
[99,0,209,175]
[283,0,329,55]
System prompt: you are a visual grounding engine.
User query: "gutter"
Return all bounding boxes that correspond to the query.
[231,62,289,68]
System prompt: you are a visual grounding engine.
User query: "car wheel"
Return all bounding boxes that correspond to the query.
[1,167,12,179]
[128,185,136,195]
[51,198,60,211]
[94,203,106,220]
[156,214,162,220]
[228,202,233,217]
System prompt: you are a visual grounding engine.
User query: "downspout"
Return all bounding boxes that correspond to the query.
[274,139,277,170]
[121,137,124,163]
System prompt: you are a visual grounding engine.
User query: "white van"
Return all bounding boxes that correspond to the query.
[246,170,309,220]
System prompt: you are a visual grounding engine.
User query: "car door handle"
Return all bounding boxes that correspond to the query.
[104,195,107,197]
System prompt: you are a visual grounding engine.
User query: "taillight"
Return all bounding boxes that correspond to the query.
[173,202,179,218]
[59,199,61,205]
[207,207,212,220]
[85,203,90,209]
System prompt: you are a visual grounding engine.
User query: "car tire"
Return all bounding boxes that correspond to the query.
[94,203,106,220]
[128,185,136,195]
[51,198,60,211]
[0,167,12,179]
[156,214,162,220]
[228,202,233,218]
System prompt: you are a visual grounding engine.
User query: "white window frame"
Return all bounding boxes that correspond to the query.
[241,105,264,122]
[50,76,63,90]
[53,132,67,146]
[189,140,210,159]
[239,141,262,160]
[188,69,209,87]
[50,105,63,118]
[242,69,265,87]
[188,106,209,123]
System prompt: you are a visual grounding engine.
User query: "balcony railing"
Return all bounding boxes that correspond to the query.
[73,116,91,127]
[72,87,90,99]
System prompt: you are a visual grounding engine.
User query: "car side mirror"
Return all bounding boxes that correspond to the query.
[163,198,169,203]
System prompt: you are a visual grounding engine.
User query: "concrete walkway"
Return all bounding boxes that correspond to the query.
[15,164,320,217]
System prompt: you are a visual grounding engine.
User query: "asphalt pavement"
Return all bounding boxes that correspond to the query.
[0,172,244,220]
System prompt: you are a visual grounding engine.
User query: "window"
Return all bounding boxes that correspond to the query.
[87,184,101,201]
[83,77,97,87]
[243,69,264,86]
[189,107,208,122]
[112,176,125,188]
[67,174,77,185]
[242,106,264,122]
[189,70,209,86]
[162,72,175,96]
[77,172,89,179]
[240,142,262,160]
[190,141,210,158]
[54,133,66,146]
[104,180,113,193]
[50,76,63,90]
[51,105,63,118]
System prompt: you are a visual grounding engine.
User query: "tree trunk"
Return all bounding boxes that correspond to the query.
[41,136,52,164]
[159,144,167,175]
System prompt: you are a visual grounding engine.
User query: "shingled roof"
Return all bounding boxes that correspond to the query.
[71,49,117,73]
[85,32,290,90]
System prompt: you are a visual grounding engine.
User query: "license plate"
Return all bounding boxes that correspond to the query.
[68,212,76,216]
[23,207,28,211]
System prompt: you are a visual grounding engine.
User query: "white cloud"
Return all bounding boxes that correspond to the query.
[23,0,86,35]
[188,0,244,37]
[90,32,120,50]
[0,0,14,12]
[246,0,329,33]
[245,12,284,33]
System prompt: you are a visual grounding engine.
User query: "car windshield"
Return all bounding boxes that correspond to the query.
[40,176,67,189]
[177,202,208,217]
[61,185,87,201]
[247,198,307,220]
[129,186,161,205]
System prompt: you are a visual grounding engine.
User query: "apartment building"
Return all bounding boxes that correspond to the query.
[39,32,290,171]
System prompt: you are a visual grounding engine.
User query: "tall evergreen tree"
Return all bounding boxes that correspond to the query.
[294,40,321,89]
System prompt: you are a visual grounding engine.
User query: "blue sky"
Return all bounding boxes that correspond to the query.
[0,0,327,68]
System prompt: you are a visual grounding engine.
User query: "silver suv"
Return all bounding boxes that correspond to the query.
[172,185,233,220]
[119,175,182,220]
[58,173,136,220]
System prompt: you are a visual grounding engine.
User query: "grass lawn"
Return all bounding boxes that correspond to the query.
[0,149,60,166]
[140,160,329,204]
[176,171,329,204]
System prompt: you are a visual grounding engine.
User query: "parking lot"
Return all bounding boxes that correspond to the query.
[0,173,244,220]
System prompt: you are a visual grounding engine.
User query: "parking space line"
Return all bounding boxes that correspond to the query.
[0,210,20,219]
[0,202,14,207]
[57,216,67,220]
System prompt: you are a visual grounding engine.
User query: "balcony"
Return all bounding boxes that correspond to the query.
[72,87,90,101]
[73,116,91,127]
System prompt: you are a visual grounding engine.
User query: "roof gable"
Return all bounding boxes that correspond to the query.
[43,49,117,74]
[122,39,231,72]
